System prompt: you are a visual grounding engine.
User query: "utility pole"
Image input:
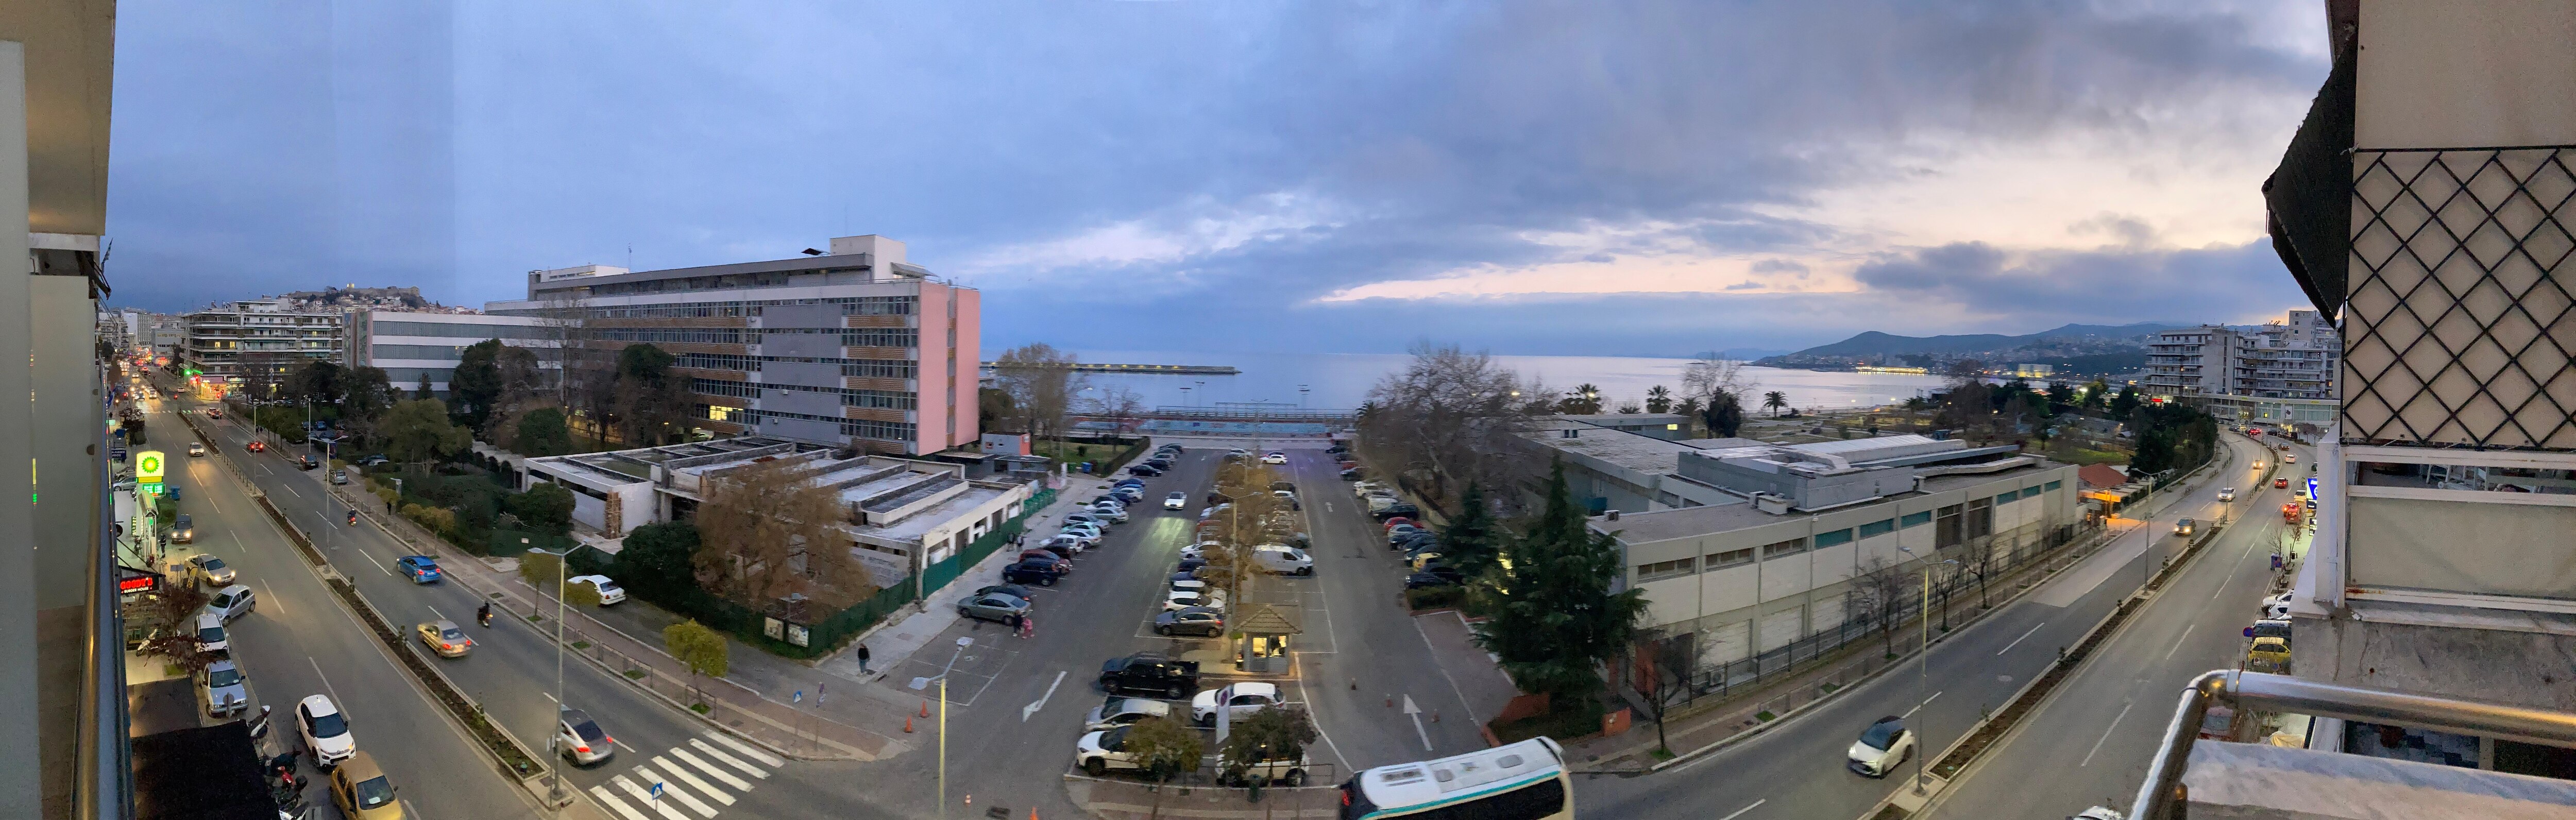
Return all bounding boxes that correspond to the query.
[548,547,568,805]
[934,636,973,818]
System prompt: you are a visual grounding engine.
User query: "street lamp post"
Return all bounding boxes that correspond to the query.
[934,636,974,818]
[1897,546,1960,795]
[548,547,569,804]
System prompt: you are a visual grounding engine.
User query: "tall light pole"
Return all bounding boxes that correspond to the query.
[1897,546,1959,795]
[540,547,568,804]
[933,636,973,818]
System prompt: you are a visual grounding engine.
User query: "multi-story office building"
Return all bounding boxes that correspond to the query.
[344,310,551,396]
[2130,4,2576,816]
[486,235,981,455]
[177,299,346,396]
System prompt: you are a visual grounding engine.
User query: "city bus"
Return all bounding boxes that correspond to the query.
[1338,738,1572,819]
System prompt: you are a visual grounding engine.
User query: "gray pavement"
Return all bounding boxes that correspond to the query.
[163,391,836,820]
[1921,434,2311,820]
[1571,435,2266,820]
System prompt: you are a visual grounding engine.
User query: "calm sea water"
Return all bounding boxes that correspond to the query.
[1062,349,1953,413]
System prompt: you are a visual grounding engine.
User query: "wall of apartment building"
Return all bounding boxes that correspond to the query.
[1617,464,2078,667]
[346,310,552,395]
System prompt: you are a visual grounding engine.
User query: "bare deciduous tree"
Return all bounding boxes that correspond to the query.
[1633,631,1698,755]
[693,457,868,609]
[1848,555,1913,658]
[990,343,1085,442]
[1960,535,2002,609]
[1357,341,1544,514]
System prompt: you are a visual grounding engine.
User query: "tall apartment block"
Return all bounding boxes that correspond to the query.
[4,4,132,816]
[485,235,981,455]
[344,310,550,395]
[2141,311,2341,402]
[2131,3,2576,816]
[176,298,347,396]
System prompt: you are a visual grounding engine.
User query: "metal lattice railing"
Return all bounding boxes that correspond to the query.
[2343,145,2576,450]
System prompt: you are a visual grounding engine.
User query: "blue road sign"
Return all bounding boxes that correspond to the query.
[650,782,664,800]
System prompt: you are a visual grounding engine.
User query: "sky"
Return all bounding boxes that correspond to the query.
[102,1,2330,357]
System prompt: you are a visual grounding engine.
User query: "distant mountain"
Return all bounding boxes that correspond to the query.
[1777,322,2187,358]
[1691,348,1793,361]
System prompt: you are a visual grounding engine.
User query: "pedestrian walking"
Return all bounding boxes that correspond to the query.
[1018,613,1035,640]
[856,643,871,675]
[1009,612,1025,638]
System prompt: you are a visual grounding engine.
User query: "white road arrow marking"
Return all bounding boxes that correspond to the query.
[1024,670,1067,722]
[1402,694,1431,751]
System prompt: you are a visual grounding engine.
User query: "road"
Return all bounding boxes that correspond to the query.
[1575,435,2272,820]
[1922,433,2312,819]
[156,386,835,820]
[834,443,1488,819]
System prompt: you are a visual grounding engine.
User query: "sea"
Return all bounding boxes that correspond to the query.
[1059,349,1955,414]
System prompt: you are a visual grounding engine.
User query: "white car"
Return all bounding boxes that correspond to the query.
[1190,682,1282,726]
[2216,487,2236,502]
[192,612,229,656]
[1164,588,1227,613]
[1164,491,1188,510]
[1060,522,1104,541]
[2261,592,2292,620]
[297,694,358,768]
[1065,512,1117,530]
[1083,696,1175,731]
[187,553,236,586]
[1075,727,1147,777]
[1260,452,1289,465]
[1846,716,1915,777]
[1180,541,1221,561]
[567,575,626,605]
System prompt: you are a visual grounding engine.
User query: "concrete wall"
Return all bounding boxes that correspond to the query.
[2356,1,2576,148]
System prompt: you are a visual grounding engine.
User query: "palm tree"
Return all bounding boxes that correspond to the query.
[1761,390,1789,417]
[1644,385,1673,414]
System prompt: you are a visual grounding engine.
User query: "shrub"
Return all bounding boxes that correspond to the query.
[664,620,730,679]
[519,550,564,588]
[400,503,456,537]
[1404,586,1464,610]
[372,486,400,508]
[505,483,575,535]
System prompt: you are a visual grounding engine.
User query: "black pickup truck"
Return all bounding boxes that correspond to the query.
[1098,652,1201,698]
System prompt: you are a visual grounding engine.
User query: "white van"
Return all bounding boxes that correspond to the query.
[1252,545,1313,576]
[193,612,229,656]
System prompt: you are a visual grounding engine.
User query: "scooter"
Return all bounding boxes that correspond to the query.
[477,605,493,628]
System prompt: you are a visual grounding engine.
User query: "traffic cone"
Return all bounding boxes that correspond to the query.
[904,716,913,733]
[920,700,930,718]
[1031,809,1039,820]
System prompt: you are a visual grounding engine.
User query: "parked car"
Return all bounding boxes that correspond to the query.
[414,620,473,658]
[396,555,441,584]
[1075,727,1149,777]
[975,583,1035,601]
[1041,535,1090,556]
[2246,636,2292,673]
[193,612,230,657]
[555,708,615,767]
[1175,557,1208,574]
[1059,522,1104,540]
[1127,464,1163,477]
[1191,682,1282,726]
[170,514,195,543]
[1381,517,1414,532]
[1065,512,1115,529]
[1164,491,1188,510]
[198,659,248,717]
[2246,618,2292,645]
[1252,545,1313,575]
[958,592,1033,624]
[298,694,358,768]
[1340,468,1363,481]
[568,575,626,605]
[326,751,403,820]
[1405,567,1465,589]
[294,454,321,470]
[205,584,256,621]
[187,553,235,586]
[1846,716,1914,777]
[1099,652,1201,697]
[1155,606,1226,637]
[1002,560,1062,586]
[187,442,206,457]
[1261,452,1289,465]
[2260,593,2292,620]
[204,407,222,419]
[1084,697,1176,732]
[1165,588,1226,613]
[1379,502,1419,519]
[1218,744,1311,787]
[1273,489,1300,510]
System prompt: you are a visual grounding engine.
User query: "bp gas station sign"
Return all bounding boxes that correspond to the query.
[135,450,165,494]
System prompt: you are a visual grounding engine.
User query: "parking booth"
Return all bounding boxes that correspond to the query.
[1234,604,1301,675]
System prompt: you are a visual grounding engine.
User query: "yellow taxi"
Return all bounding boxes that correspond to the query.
[328,751,404,819]
[2246,637,2292,673]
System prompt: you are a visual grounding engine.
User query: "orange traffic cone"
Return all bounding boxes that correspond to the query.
[904,716,913,733]
[1030,809,1039,820]
[920,700,930,718]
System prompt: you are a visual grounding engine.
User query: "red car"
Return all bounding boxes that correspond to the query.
[2275,477,2289,489]
[205,408,223,419]
[246,440,265,452]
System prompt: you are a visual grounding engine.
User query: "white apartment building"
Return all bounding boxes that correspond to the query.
[2142,311,2341,403]
[178,299,347,395]
[344,310,553,396]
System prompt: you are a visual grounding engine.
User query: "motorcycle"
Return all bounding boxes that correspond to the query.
[477,606,493,628]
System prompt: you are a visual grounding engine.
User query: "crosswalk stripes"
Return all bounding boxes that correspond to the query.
[587,733,782,820]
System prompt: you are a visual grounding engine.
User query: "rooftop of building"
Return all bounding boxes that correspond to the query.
[1523,417,1709,475]
[856,482,1016,543]
[1599,452,2066,543]
[1554,413,1692,426]
[527,436,811,488]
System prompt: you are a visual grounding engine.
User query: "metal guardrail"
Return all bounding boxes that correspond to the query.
[2130,670,2576,820]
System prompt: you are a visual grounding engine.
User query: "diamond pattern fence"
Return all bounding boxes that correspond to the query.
[2345,146,2576,450]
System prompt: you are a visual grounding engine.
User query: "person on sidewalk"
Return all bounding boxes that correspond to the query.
[857,643,871,675]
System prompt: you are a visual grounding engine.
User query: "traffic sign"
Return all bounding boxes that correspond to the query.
[135,451,165,484]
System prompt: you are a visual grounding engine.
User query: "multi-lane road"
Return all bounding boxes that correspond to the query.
[1577,433,2283,820]
[147,384,834,820]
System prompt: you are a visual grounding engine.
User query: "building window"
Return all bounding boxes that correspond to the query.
[2044,480,2062,492]
[1996,492,2020,506]
[1762,538,1808,559]
[1813,528,1854,548]
[839,328,920,348]
[1935,504,1964,548]
[1705,548,1755,569]
[1967,498,1994,539]
[2020,486,2043,500]
[1636,558,1696,582]
[1901,510,1932,528]
[1858,519,1896,539]
[840,360,919,380]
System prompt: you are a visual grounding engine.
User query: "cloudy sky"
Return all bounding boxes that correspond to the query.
[104,1,2328,357]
